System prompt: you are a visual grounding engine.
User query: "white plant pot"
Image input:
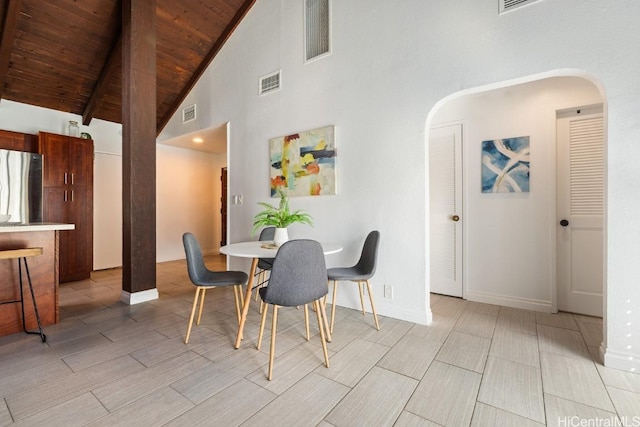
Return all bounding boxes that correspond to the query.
[273,228,289,247]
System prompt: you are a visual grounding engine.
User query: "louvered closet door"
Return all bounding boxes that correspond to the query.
[429,124,463,297]
[557,108,604,317]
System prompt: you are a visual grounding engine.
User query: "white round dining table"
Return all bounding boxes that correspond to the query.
[220,240,342,349]
[220,240,342,259]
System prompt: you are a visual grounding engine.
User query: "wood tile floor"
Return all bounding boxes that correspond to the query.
[1,256,639,426]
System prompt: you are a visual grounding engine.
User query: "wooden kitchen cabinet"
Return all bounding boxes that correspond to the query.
[39,132,93,282]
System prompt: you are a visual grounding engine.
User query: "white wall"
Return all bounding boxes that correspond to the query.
[0,98,123,146]
[432,77,602,310]
[94,142,226,266]
[159,0,640,372]
[156,144,226,262]
[94,151,122,269]
[0,99,222,268]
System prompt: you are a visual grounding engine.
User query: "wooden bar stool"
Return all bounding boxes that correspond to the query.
[0,247,46,342]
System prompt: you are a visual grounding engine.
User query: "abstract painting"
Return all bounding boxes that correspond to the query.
[481,136,530,193]
[269,125,336,197]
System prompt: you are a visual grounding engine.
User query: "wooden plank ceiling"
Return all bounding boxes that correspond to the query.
[0,0,255,133]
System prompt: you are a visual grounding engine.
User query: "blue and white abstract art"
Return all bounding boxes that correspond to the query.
[481,136,530,193]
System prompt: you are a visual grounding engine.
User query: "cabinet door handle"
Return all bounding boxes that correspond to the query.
[71,173,74,185]
[64,172,68,184]
[71,190,74,202]
[64,190,68,202]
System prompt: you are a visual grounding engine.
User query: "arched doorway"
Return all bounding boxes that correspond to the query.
[425,71,606,324]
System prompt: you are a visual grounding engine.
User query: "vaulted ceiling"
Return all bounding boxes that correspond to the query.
[0,0,255,133]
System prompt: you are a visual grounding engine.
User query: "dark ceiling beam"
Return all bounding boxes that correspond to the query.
[82,34,122,125]
[156,0,256,134]
[0,0,21,99]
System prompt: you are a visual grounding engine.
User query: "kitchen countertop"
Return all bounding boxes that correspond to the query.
[0,222,75,233]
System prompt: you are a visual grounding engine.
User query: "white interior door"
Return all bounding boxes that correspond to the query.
[557,106,604,317]
[429,124,463,297]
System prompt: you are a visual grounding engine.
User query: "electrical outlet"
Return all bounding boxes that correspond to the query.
[384,285,393,299]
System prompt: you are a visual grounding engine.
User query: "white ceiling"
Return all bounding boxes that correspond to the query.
[158,123,227,154]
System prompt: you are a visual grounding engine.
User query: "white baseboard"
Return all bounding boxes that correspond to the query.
[379,305,432,325]
[603,346,640,373]
[464,290,552,313]
[333,297,431,326]
[120,288,159,305]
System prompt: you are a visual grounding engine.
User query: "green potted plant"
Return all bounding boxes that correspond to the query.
[252,189,313,246]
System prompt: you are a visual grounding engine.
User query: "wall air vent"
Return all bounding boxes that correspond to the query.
[305,0,330,61]
[182,104,196,123]
[259,71,281,96]
[500,0,541,14]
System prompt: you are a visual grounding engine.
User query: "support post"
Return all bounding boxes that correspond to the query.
[121,0,157,302]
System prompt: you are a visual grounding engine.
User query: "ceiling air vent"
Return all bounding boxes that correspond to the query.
[182,104,196,123]
[500,0,541,14]
[259,71,281,96]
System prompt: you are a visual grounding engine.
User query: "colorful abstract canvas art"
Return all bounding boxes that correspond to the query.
[481,136,530,193]
[269,125,336,197]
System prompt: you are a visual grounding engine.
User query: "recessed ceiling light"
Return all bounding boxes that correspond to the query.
[193,137,203,143]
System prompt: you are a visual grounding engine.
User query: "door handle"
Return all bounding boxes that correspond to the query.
[452,215,460,222]
[560,219,569,226]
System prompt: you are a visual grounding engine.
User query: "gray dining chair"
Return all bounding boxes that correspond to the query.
[182,232,248,344]
[257,226,276,273]
[255,227,275,311]
[327,230,380,333]
[256,239,330,380]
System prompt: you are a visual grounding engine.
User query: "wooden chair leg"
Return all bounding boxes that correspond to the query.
[237,284,244,310]
[319,298,332,342]
[255,270,264,301]
[304,304,310,340]
[196,288,207,325]
[330,280,338,334]
[233,285,242,325]
[358,281,366,315]
[258,270,266,314]
[314,300,330,368]
[185,287,201,344]
[268,305,279,381]
[365,280,380,330]
[257,303,269,350]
